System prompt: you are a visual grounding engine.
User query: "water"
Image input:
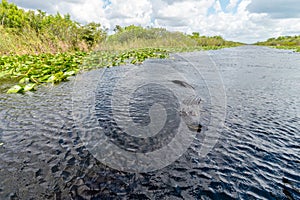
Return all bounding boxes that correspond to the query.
[0,46,299,199]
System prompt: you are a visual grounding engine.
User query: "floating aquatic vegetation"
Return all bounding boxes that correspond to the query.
[0,48,169,93]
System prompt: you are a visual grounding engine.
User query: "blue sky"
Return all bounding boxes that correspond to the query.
[207,0,241,15]
[8,0,300,43]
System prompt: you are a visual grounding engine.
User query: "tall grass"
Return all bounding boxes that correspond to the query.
[0,0,106,55]
[0,0,245,94]
[99,25,242,52]
[255,35,300,52]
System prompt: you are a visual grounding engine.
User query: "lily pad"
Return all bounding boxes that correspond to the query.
[24,83,36,92]
[7,85,23,94]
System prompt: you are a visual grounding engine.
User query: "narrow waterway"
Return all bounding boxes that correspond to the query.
[0,46,299,199]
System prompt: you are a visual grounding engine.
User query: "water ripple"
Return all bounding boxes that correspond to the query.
[0,46,299,199]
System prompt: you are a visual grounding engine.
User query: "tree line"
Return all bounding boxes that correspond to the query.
[255,35,300,47]
[0,0,241,55]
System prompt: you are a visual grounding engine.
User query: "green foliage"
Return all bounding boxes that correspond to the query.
[0,2,244,94]
[0,0,106,54]
[83,48,168,69]
[188,32,241,47]
[0,52,87,93]
[108,25,182,44]
[0,48,169,93]
[0,0,26,28]
[0,1,241,55]
[256,35,300,47]
[102,25,242,51]
[190,32,200,39]
[81,22,106,48]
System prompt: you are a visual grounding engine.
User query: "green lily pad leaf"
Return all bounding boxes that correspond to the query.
[47,75,55,83]
[38,75,51,82]
[19,77,30,84]
[7,85,23,94]
[63,70,76,76]
[24,83,36,92]
[0,71,9,79]
[131,59,137,64]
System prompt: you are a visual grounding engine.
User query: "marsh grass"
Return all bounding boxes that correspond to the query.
[0,1,243,93]
[99,26,242,52]
[255,35,300,52]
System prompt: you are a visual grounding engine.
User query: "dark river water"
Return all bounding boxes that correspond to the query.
[0,46,299,199]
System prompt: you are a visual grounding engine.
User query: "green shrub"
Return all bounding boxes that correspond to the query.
[0,0,107,54]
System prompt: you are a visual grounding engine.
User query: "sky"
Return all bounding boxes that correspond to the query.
[8,0,300,43]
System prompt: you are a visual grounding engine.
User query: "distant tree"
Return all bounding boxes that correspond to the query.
[81,22,106,47]
[113,25,123,33]
[191,32,200,38]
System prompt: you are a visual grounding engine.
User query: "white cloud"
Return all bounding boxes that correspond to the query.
[7,0,300,43]
[247,0,300,18]
[153,0,214,29]
[226,0,239,11]
[59,0,109,28]
[214,0,222,13]
[104,0,152,28]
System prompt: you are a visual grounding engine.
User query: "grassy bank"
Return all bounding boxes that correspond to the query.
[255,35,300,52]
[0,0,243,94]
[0,0,106,55]
[101,25,241,51]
